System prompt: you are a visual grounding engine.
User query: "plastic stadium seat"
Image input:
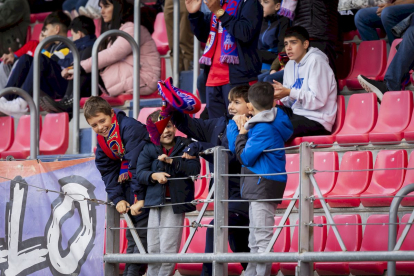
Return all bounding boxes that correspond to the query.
[94,19,101,37]
[399,152,414,207]
[39,113,69,155]
[335,43,357,91]
[152,13,170,56]
[1,115,42,159]
[346,40,387,90]
[177,217,244,275]
[118,219,128,272]
[336,93,378,145]
[278,154,299,208]
[396,214,414,275]
[194,158,208,199]
[315,214,363,275]
[33,12,51,23]
[271,217,291,274]
[378,39,402,81]
[349,215,397,275]
[280,216,326,275]
[361,150,407,207]
[194,103,207,119]
[0,116,14,153]
[31,23,44,41]
[285,137,302,147]
[369,91,413,143]
[137,107,161,124]
[302,96,345,146]
[402,101,414,143]
[327,151,373,208]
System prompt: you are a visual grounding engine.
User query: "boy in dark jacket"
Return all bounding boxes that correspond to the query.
[227,82,293,276]
[184,0,263,118]
[136,110,200,276]
[84,96,149,276]
[171,85,251,276]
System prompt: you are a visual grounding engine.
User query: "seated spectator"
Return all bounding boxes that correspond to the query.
[358,13,414,102]
[0,0,31,56]
[0,11,72,116]
[355,1,414,45]
[62,0,88,18]
[39,15,97,115]
[77,0,160,97]
[274,26,337,140]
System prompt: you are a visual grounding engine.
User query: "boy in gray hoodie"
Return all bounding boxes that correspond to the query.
[272,26,337,140]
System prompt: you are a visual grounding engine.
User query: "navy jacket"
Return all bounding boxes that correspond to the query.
[188,0,263,85]
[58,34,97,69]
[171,111,249,218]
[136,137,201,214]
[95,110,150,208]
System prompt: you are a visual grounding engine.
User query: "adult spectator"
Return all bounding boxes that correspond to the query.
[355,0,414,45]
[358,13,414,102]
[0,0,31,56]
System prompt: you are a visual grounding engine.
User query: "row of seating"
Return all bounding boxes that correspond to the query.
[0,113,69,159]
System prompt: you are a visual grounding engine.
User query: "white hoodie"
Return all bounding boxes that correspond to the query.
[281,47,337,132]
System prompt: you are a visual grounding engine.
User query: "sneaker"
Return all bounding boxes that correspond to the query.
[86,5,101,19]
[40,95,62,113]
[357,74,388,102]
[0,98,28,116]
[78,6,93,18]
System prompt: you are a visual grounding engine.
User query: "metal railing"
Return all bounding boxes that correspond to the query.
[0,88,38,159]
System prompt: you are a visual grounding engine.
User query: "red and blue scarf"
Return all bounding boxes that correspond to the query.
[97,115,132,182]
[199,0,242,66]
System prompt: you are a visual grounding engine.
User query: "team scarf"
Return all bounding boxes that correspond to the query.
[278,0,298,20]
[97,115,132,182]
[199,0,242,66]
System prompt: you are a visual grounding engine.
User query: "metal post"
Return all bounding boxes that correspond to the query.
[213,146,228,276]
[298,143,314,276]
[105,203,120,276]
[91,30,140,151]
[133,0,141,119]
[0,88,38,159]
[388,183,414,276]
[173,0,180,87]
[193,37,200,95]
[33,36,81,154]
[123,213,146,254]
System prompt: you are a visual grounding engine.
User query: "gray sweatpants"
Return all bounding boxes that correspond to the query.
[0,62,12,91]
[245,202,276,276]
[147,205,185,276]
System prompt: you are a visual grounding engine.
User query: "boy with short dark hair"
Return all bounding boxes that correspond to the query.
[136,110,200,276]
[84,96,149,276]
[227,82,293,276]
[273,26,337,140]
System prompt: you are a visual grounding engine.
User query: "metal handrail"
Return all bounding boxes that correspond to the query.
[90,30,140,152]
[173,0,180,86]
[0,88,38,159]
[193,37,200,95]
[33,35,81,154]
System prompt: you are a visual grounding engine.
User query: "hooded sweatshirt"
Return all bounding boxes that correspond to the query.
[227,107,293,200]
[281,47,337,132]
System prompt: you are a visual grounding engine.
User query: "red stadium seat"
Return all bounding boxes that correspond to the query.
[194,103,207,119]
[335,43,357,91]
[336,93,378,145]
[315,214,363,275]
[271,217,292,274]
[152,13,170,56]
[369,91,413,143]
[327,151,373,208]
[1,115,42,159]
[194,158,208,199]
[301,96,345,146]
[31,23,44,41]
[39,113,69,155]
[278,154,299,208]
[349,215,397,275]
[137,107,161,124]
[177,217,243,275]
[94,18,101,37]
[280,216,326,275]
[402,103,414,143]
[396,214,414,275]
[285,137,302,147]
[361,150,407,207]
[0,116,14,153]
[346,40,387,90]
[399,152,414,207]
[33,12,51,23]
[378,39,402,81]
[118,219,128,272]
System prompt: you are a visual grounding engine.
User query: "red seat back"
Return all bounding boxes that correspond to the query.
[8,115,42,152]
[194,158,208,199]
[279,154,299,208]
[336,43,357,80]
[331,95,345,136]
[378,38,402,81]
[273,217,291,253]
[400,153,414,206]
[314,152,339,195]
[0,116,14,152]
[94,18,101,37]
[360,214,397,252]
[325,215,362,252]
[32,23,44,41]
[151,13,169,55]
[39,113,69,155]
[289,216,327,252]
[194,104,207,119]
[397,214,414,251]
[347,40,387,79]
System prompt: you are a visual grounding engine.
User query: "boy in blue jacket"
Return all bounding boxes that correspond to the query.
[84,96,149,276]
[227,82,293,276]
[136,110,200,276]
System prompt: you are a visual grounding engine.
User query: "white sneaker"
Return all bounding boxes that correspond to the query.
[0,98,28,116]
[86,6,101,19]
[78,6,93,18]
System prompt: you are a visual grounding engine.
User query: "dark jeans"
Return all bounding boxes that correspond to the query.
[123,216,148,276]
[278,106,330,141]
[385,18,414,91]
[5,54,67,100]
[201,212,250,276]
[197,70,207,103]
[354,5,414,45]
[206,83,249,119]
[258,70,284,83]
[62,0,88,12]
